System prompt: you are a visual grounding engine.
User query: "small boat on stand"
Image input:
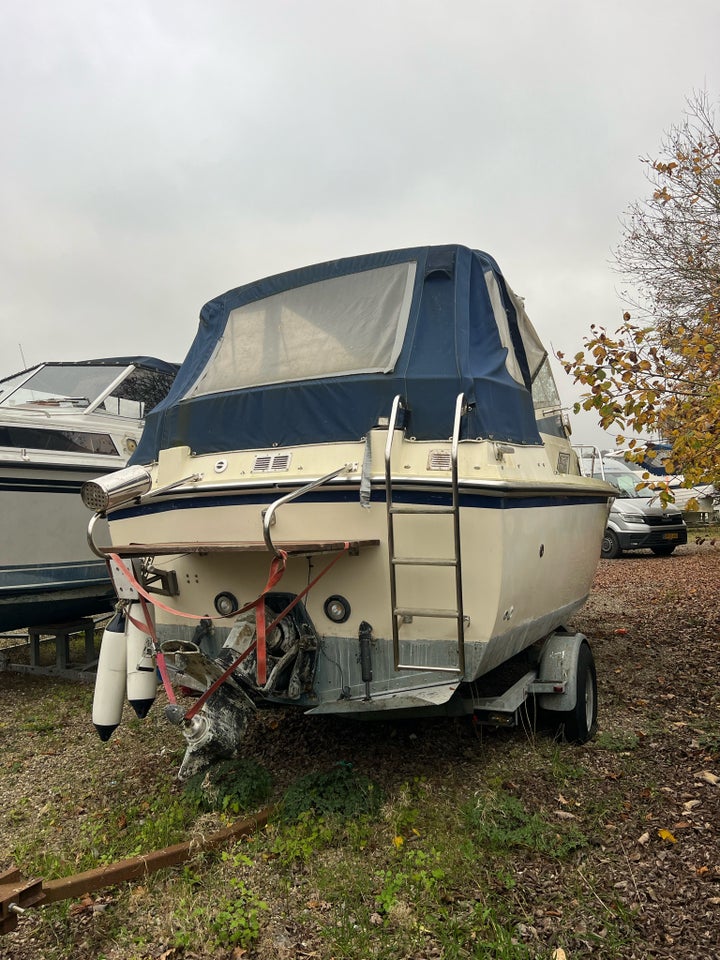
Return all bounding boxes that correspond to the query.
[83,245,614,777]
[0,357,177,632]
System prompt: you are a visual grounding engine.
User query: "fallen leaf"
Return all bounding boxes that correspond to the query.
[683,800,701,812]
[552,949,568,960]
[305,899,330,910]
[695,770,719,786]
[657,828,677,844]
[69,896,95,916]
[638,831,650,845]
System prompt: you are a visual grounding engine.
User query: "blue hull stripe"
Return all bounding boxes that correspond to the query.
[112,484,609,521]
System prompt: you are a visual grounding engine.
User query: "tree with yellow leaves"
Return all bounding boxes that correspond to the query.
[558,90,720,486]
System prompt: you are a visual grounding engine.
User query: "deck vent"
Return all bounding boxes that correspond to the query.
[427,450,452,471]
[252,453,292,473]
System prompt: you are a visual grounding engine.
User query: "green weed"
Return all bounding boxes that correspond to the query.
[280,761,382,821]
[464,789,588,859]
[269,809,335,866]
[596,729,641,752]
[183,757,272,815]
[171,851,268,952]
[375,847,447,916]
[209,878,268,949]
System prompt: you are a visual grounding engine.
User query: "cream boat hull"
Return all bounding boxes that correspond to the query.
[103,434,611,711]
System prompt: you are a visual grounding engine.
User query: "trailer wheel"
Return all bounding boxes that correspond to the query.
[651,544,676,556]
[600,530,621,559]
[559,641,597,744]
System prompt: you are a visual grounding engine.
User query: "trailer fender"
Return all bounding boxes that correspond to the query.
[536,632,588,713]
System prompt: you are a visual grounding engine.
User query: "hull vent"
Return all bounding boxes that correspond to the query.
[427,450,452,471]
[253,453,292,473]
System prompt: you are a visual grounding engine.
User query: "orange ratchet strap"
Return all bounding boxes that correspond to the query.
[107,543,350,716]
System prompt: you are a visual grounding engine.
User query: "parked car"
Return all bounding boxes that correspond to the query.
[606,446,718,524]
[576,448,688,559]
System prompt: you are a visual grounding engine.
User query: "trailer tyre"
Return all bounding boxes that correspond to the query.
[600,530,621,559]
[651,545,676,556]
[559,641,598,744]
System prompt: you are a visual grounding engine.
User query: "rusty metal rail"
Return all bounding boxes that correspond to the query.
[1,806,273,934]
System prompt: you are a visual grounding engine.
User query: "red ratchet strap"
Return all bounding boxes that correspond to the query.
[183,542,351,721]
[108,552,287,624]
[109,550,287,693]
[141,596,176,706]
[108,543,350,717]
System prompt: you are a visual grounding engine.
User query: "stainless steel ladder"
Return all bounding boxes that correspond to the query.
[384,393,467,675]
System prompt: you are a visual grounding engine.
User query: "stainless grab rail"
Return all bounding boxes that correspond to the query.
[262,464,355,557]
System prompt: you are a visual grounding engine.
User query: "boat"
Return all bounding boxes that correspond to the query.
[0,357,178,631]
[82,245,615,777]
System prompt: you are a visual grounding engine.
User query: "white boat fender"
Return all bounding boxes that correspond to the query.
[126,601,158,719]
[92,609,128,742]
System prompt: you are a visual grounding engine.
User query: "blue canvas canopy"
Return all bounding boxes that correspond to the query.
[132,245,552,464]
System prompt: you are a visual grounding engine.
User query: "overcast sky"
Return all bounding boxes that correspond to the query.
[1,0,719,446]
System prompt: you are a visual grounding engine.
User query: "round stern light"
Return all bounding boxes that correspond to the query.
[323,595,351,624]
[214,592,239,617]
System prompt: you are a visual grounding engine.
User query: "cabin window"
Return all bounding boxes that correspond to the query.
[0,425,118,456]
[186,262,417,396]
[531,357,561,410]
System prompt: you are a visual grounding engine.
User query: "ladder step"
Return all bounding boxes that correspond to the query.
[389,506,455,515]
[394,607,460,620]
[392,557,457,567]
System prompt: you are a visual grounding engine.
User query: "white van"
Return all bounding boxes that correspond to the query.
[576,448,687,559]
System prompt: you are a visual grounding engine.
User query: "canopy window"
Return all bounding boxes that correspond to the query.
[186,261,417,398]
[531,357,562,413]
[483,271,547,386]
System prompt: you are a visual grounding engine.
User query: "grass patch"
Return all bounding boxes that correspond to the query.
[463,788,588,859]
[596,729,641,752]
[13,785,201,878]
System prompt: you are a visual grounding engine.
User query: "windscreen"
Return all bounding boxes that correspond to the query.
[0,364,125,409]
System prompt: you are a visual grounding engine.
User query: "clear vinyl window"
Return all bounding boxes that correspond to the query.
[186,261,417,397]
